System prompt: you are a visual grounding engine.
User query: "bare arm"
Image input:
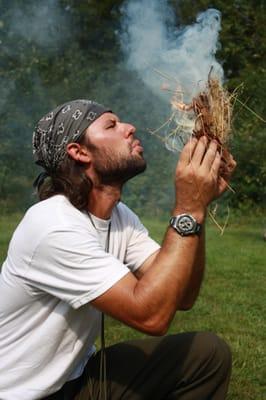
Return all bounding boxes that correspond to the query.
[91,137,236,335]
[134,226,205,311]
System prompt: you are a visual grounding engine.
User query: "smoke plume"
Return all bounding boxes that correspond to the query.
[8,0,70,51]
[0,0,71,114]
[120,0,223,102]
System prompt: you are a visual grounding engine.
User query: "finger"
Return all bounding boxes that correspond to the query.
[222,150,236,169]
[202,140,219,171]
[217,176,227,195]
[222,163,235,178]
[210,150,221,177]
[190,136,208,166]
[220,156,237,178]
[178,137,198,166]
[227,157,237,172]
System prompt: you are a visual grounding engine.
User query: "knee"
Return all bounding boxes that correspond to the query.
[195,332,232,374]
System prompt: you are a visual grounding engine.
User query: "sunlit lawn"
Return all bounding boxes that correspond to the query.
[0,213,265,399]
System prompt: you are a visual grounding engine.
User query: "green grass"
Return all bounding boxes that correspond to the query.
[0,213,22,262]
[0,214,265,399]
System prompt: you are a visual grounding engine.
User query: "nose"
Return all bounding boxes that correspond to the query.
[124,123,136,138]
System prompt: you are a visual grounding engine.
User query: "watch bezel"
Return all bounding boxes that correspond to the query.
[170,214,201,236]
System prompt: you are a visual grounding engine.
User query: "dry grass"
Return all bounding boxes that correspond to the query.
[150,72,238,233]
[150,65,240,157]
[170,75,235,167]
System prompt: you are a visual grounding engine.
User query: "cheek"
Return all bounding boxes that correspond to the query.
[88,132,131,158]
[95,135,120,148]
[105,138,131,154]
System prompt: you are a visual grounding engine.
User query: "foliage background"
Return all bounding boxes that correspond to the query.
[0,2,265,398]
[0,0,265,215]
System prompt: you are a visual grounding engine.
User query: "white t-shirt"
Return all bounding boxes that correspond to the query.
[0,195,160,400]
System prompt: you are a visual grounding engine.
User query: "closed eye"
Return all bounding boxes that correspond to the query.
[106,120,117,129]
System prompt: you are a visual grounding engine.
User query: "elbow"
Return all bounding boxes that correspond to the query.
[177,291,200,311]
[139,314,171,336]
[178,304,193,311]
[177,300,195,311]
[143,323,169,337]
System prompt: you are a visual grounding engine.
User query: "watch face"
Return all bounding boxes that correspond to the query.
[170,214,201,236]
[177,215,196,234]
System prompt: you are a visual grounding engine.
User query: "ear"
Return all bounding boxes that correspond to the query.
[66,142,91,163]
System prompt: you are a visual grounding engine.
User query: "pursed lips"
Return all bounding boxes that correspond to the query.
[132,139,143,151]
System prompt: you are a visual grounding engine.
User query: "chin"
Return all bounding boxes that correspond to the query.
[101,162,146,185]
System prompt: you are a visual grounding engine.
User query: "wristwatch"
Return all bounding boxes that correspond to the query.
[169,214,202,236]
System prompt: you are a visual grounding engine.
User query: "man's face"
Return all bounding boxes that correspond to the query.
[84,112,146,184]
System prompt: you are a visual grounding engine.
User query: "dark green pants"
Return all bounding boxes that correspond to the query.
[44,331,232,400]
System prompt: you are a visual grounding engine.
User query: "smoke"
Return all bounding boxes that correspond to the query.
[0,0,74,211]
[0,80,15,111]
[8,0,70,51]
[0,0,71,114]
[119,0,223,102]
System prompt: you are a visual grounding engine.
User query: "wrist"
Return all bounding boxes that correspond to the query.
[171,207,206,224]
[169,213,203,236]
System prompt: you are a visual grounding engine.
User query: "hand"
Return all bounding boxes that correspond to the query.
[173,137,235,220]
[216,150,237,196]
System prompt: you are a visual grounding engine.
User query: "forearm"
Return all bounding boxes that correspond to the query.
[177,225,205,310]
[133,221,204,332]
[91,138,236,336]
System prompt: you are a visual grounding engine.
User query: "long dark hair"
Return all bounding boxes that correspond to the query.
[36,129,93,213]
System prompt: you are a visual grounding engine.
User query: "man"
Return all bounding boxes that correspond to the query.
[0,99,236,400]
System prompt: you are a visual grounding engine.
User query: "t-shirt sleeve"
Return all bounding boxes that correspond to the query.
[119,206,161,272]
[25,228,129,309]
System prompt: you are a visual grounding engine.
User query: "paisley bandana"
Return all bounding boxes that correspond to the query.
[32,99,111,171]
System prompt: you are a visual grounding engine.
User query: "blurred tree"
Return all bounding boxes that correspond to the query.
[0,0,265,213]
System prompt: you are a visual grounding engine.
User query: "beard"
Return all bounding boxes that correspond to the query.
[90,144,147,185]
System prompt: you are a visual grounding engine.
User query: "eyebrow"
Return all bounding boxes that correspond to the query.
[105,115,120,123]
